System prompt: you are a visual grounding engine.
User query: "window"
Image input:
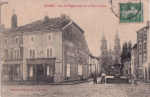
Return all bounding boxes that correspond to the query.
[8,49,11,59]
[77,43,81,49]
[14,48,20,59]
[139,67,142,77]
[139,55,142,65]
[15,36,19,44]
[79,52,82,60]
[78,65,82,75]
[77,51,79,58]
[47,34,52,42]
[4,49,8,59]
[143,41,147,50]
[47,48,53,58]
[139,42,142,52]
[143,54,147,63]
[126,70,128,74]
[139,31,142,39]
[14,65,20,77]
[143,29,147,37]
[30,36,35,43]
[67,64,70,77]
[29,48,35,59]
[4,38,8,45]
[3,65,9,75]
[47,66,50,76]
[29,66,33,77]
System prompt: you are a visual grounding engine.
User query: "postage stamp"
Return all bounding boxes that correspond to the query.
[119,3,143,23]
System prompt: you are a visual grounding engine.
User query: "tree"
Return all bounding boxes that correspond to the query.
[120,41,132,75]
[127,40,132,60]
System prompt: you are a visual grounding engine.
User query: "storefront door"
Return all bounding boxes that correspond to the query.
[9,65,13,80]
[37,65,44,82]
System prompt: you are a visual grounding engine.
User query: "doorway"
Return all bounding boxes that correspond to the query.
[9,65,13,80]
[37,65,44,82]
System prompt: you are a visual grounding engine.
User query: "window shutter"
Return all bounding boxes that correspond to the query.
[67,64,70,77]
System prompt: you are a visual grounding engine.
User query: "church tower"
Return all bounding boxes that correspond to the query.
[101,32,107,57]
[114,31,121,61]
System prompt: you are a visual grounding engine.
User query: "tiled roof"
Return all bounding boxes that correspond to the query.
[2,17,71,34]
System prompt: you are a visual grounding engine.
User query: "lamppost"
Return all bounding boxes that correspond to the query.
[0,1,8,85]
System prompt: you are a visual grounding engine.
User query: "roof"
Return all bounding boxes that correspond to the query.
[2,16,71,34]
[136,25,150,33]
[89,54,99,60]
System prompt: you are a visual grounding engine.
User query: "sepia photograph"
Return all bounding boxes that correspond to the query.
[0,0,150,97]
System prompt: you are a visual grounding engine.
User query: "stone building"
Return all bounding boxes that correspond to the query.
[100,31,121,75]
[131,44,138,79]
[123,59,131,77]
[1,13,23,81]
[1,13,90,83]
[89,54,101,76]
[136,21,150,82]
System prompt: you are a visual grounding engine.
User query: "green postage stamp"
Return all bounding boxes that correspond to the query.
[120,3,143,23]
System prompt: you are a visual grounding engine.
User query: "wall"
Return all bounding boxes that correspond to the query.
[23,30,62,80]
[62,23,89,81]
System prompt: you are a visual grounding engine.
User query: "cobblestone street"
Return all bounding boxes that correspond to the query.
[2,81,150,97]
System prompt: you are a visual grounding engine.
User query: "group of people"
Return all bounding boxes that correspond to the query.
[93,72,106,84]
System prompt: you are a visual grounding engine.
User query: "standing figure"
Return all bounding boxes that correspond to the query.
[93,73,97,84]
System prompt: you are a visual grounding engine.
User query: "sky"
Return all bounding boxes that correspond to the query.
[1,0,149,56]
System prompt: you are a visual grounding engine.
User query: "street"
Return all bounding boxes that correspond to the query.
[2,81,150,97]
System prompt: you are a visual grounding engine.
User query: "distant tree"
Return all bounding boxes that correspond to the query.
[127,40,132,60]
[120,41,132,75]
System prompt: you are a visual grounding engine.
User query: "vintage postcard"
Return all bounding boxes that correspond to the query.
[0,0,150,97]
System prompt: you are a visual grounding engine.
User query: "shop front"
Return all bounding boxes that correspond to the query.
[26,58,56,83]
[2,59,22,81]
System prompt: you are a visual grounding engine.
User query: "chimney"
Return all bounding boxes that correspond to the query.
[147,21,150,26]
[44,12,49,22]
[61,14,67,22]
[11,10,17,30]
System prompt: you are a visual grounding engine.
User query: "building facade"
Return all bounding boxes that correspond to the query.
[89,54,101,76]
[1,14,23,81]
[123,59,131,77]
[1,13,90,83]
[136,21,150,82]
[131,44,138,79]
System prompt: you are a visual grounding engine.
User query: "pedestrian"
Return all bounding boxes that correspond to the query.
[93,73,97,84]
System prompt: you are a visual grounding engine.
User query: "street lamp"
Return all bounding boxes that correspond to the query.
[1,2,8,6]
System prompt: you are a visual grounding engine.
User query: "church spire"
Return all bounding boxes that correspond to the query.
[102,30,106,40]
[115,30,119,40]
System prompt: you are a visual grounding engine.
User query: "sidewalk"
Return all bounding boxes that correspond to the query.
[2,78,93,86]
